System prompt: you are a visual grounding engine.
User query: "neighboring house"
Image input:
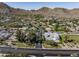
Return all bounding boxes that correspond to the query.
[0,30,12,40]
[43,31,60,42]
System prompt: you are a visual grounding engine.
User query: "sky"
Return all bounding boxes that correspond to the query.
[4,2,79,10]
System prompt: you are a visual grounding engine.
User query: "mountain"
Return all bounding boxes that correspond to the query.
[0,2,10,9]
[32,7,79,18]
[0,2,10,14]
[0,2,30,14]
[0,2,79,18]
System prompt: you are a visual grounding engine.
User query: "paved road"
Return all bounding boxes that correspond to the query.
[0,47,79,56]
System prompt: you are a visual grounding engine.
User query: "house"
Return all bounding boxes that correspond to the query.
[43,31,60,42]
[0,30,12,40]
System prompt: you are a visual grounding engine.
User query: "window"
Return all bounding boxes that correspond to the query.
[47,35,50,37]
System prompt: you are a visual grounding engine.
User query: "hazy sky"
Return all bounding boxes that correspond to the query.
[4,2,79,10]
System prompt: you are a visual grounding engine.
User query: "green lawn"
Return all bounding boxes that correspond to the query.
[68,35,79,42]
[43,43,61,48]
[12,41,34,48]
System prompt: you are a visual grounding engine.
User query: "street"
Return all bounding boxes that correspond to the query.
[0,47,79,56]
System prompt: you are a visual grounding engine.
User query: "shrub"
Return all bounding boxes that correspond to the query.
[16,29,26,43]
[44,40,58,46]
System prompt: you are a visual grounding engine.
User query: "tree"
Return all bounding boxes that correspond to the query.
[16,29,26,43]
[27,30,37,44]
[54,22,59,31]
[60,33,65,44]
[60,33,69,43]
[26,25,45,44]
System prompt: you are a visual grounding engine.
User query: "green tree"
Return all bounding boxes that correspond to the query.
[26,27,45,44]
[60,33,69,44]
[16,29,26,43]
[60,33,65,44]
[27,30,37,44]
[54,22,59,31]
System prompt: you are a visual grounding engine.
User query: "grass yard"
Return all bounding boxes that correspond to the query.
[12,41,34,48]
[43,43,61,48]
[68,35,79,42]
[43,40,61,48]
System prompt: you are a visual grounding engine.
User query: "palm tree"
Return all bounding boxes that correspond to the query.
[54,21,59,31]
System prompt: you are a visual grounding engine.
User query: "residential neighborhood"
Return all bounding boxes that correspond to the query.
[0,2,79,57]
